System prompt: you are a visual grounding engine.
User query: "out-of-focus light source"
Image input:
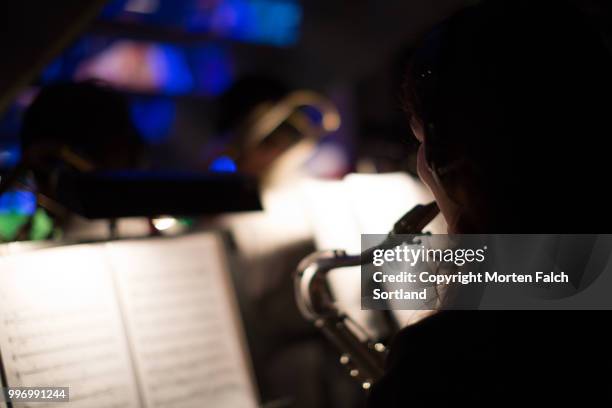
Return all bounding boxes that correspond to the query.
[0,146,21,168]
[101,0,301,47]
[151,44,194,94]
[152,216,177,231]
[75,41,194,95]
[191,0,302,46]
[129,97,176,144]
[125,0,160,14]
[209,156,238,173]
[0,191,37,216]
[74,40,234,96]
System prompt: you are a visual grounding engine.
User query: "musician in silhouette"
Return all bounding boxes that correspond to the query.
[368,0,612,406]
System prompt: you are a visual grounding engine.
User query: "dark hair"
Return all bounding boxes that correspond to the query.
[404,0,612,232]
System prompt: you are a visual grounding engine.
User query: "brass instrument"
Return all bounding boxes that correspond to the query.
[219,90,341,177]
[239,89,341,149]
[295,202,439,390]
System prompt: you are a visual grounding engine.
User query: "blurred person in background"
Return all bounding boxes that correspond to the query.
[0,81,143,240]
[20,81,143,195]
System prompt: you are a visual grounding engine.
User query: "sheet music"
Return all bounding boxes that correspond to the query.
[105,234,258,408]
[0,245,141,408]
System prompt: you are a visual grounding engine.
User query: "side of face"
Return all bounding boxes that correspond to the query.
[411,119,461,233]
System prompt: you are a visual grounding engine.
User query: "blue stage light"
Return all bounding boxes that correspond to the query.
[130,97,176,144]
[0,145,21,168]
[0,191,37,216]
[152,44,195,94]
[209,156,238,173]
[211,0,301,46]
